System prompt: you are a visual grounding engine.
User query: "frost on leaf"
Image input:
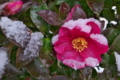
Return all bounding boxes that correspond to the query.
[0,48,9,79]
[0,17,31,48]
[16,32,44,68]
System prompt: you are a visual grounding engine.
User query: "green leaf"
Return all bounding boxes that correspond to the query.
[102,28,120,46]
[5,63,21,76]
[30,1,49,33]
[37,10,63,26]
[41,38,52,55]
[86,0,104,16]
[102,7,115,21]
[116,1,120,14]
[26,57,49,78]
[109,34,120,52]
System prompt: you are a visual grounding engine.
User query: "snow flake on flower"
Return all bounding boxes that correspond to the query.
[52,5,108,69]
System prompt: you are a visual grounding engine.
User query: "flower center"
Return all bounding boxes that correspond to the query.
[72,37,88,52]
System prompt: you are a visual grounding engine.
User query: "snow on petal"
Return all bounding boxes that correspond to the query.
[52,34,58,44]
[90,34,108,45]
[0,48,9,79]
[63,59,85,70]
[85,57,98,67]
[0,17,31,48]
[114,52,120,72]
[62,19,93,33]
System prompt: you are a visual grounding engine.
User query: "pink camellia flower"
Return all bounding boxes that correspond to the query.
[52,6,108,70]
[2,1,23,16]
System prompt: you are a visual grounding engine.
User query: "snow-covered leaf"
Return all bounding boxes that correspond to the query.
[0,17,31,48]
[0,47,9,79]
[16,32,43,68]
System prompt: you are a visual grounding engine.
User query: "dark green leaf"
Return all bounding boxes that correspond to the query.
[109,34,120,52]
[37,10,63,26]
[116,1,120,14]
[86,0,104,15]
[5,63,21,76]
[102,28,120,46]
[26,57,49,78]
[50,75,68,80]
[102,7,115,21]
[30,1,49,33]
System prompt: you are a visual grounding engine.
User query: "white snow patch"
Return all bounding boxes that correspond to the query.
[23,32,43,57]
[0,17,31,48]
[90,34,108,45]
[85,57,98,67]
[94,66,104,73]
[0,48,8,79]
[52,35,58,44]
[114,52,120,72]
[63,59,85,70]
[112,6,117,14]
[99,17,108,30]
[62,18,101,33]
[110,21,117,25]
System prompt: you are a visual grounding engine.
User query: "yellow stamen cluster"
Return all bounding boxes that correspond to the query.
[72,37,88,52]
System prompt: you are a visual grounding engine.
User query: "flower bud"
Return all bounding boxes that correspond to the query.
[2,1,23,16]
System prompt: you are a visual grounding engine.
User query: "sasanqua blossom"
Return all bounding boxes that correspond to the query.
[52,5,108,70]
[2,1,23,16]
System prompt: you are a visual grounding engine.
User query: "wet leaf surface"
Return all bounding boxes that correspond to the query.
[72,6,87,20]
[26,57,49,78]
[37,10,63,26]
[86,0,104,15]
[59,2,70,20]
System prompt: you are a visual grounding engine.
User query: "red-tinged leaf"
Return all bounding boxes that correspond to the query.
[72,6,87,20]
[86,0,104,15]
[0,17,31,48]
[50,75,68,80]
[59,2,70,19]
[37,10,63,26]
[26,57,49,78]
[17,1,34,16]
[16,32,43,68]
